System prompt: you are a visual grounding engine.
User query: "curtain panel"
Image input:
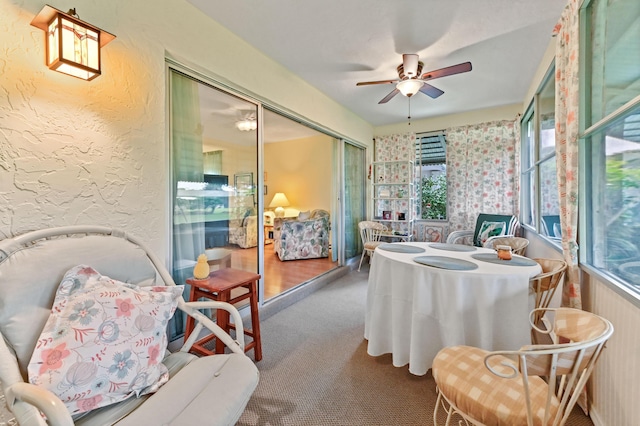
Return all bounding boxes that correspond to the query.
[554,0,582,310]
[554,0,586,414]
[446,120,520,234]
[374,133,416,162]
[170,71,206,338]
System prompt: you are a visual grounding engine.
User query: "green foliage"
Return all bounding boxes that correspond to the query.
[606,159,640,191]
[605,158,640,229]
[421,174,447,219]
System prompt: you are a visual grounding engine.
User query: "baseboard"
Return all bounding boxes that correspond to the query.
[589,408,604,426]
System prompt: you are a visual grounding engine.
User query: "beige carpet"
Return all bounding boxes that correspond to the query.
[237,268,594,426]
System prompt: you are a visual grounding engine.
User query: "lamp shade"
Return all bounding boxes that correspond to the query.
[269,192,290,217]
[31,5,115,81]
[396,79,424,97]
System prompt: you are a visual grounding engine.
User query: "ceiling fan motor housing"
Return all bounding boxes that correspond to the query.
[397,61,423,80]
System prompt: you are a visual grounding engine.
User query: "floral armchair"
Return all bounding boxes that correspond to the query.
[229,209,258,248]
[273,209,330,261]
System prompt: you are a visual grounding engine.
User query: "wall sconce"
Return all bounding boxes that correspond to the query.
[30,5,116,81]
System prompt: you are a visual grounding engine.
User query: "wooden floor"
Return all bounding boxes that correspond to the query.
[227,243,338,300]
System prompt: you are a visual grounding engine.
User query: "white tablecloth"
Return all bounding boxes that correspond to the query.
[364,242,542,376]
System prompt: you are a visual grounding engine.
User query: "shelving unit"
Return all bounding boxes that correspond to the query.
[372,160,416,240]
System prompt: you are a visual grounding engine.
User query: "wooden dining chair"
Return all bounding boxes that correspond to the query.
[358,221,385,271]
[484,236,530,255]
[433,308,614,426]
[530,258,567,343]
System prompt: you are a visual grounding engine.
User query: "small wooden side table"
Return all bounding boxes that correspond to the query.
[264,224,274,245]
[185,268,262,361]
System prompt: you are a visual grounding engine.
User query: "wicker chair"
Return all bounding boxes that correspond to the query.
[484,236,530,255]
[530,258,568,343]
[433,308,613,426]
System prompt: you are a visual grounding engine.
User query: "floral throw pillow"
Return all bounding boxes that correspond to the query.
[27,265,183,416]
[476,221,507,246]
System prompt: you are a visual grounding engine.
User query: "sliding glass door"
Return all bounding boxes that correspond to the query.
[169,68,259,337]
[167,63,369,339]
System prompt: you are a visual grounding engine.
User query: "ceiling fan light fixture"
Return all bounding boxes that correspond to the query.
[236,119,257,131]
[397,79,424,97]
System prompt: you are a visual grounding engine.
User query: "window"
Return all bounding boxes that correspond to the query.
[521,67,561,241]
[416,132,446,220]
[583,0,640,299]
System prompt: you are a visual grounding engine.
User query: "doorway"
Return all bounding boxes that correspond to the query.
[262,109,339,299]
[168,64,361,334]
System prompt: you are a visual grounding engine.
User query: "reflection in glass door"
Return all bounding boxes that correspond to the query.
[169,69,258,338]
[343,142,366,259]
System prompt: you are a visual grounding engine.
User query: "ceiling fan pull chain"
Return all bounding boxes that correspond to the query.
[408,97,411,126]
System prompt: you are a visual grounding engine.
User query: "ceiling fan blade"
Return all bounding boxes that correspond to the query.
[420,62,472,80]
[419,83,444,99]
[379,88,400,104]
[356,79,398,86]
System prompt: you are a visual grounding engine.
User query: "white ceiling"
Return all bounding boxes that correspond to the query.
[187,0,567,127]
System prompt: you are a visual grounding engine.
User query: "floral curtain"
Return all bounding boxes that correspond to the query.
[374,133,415,162]
[446,120,520,233]
[554,0,587,413]
[554,0,582,310]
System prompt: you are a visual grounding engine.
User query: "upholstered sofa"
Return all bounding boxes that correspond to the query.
[229,209,258,248]
[273,209,330,261]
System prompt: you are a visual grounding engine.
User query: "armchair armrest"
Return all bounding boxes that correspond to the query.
[178,300,246,355]
[482,234,515,249]
[5,382,73,426]
[446,230,473,244]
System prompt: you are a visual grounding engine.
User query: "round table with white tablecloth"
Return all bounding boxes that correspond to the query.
[364,242,542,376]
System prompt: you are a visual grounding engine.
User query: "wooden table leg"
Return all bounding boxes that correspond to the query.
[249,280,262,361]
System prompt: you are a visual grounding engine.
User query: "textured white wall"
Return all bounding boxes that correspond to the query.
[0,0,372,257]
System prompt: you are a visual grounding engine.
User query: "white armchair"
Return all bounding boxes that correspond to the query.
[0,226,258,425]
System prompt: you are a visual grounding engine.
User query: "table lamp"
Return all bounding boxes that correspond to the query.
[269,192,290,217]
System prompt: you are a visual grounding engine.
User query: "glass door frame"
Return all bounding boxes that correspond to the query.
[166,58,367,306]
[166,60,267,306]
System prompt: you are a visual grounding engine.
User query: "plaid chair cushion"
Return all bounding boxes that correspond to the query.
[432,346,559,426]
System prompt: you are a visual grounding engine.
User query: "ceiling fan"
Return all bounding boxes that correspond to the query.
[356,54,472,104]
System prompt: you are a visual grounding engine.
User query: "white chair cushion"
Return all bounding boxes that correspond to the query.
[112,353,259,426]
[364,241,383,250]
[74,352,198,426]
[432,346,559,426]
